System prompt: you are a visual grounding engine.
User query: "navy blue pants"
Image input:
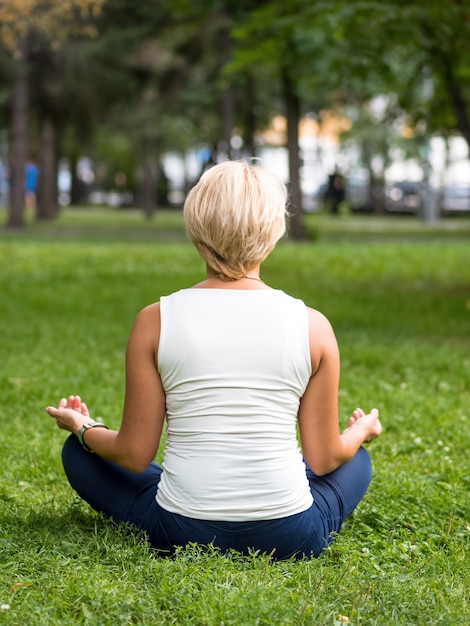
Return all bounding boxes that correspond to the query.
[62,435,372,560]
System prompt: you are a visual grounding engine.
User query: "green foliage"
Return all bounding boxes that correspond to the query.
[0,211,469,624]
[93,128,139,191]
[319,0,470,136]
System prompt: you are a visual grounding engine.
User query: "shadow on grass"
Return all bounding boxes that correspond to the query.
[0,503,155,562]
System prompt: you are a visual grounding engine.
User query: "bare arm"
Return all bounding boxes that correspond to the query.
[45,303,166,473]
[297,307,381,476]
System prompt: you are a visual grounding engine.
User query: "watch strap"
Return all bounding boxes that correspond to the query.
[77,421,108,453]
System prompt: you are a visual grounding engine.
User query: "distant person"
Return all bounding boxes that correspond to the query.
[46,160,382,560]
[24,159,39,211]
[324,170,345,214]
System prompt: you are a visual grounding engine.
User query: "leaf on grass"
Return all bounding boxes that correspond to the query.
[81,603,95,620]
[7,378,32,387]
[12,582,33,592]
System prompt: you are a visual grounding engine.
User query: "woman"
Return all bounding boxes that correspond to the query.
[46,160,382,560]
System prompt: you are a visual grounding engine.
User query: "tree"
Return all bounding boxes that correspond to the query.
[0,0,104,227]
[230,0,317,239]
[236,0,470,220]
[78,0,232,215]
[165,0,274,162]
[306,0,470,219]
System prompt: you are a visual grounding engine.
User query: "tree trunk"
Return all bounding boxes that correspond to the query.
[371,180,386,214]
[440,54,470,152]
[447,79,470,151]
[141,161,156,218]
[282,72,307,240]
[362,143,385,213]
[220,87,235,160]
[68,149,87,206]
[243,74,257,158]
[140,140,157,218]
[37,117,57,219]
[437,135,450,215]
[8,57,28,229]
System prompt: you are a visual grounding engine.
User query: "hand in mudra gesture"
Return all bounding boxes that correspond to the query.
[345,407,382,443]
[45,395,91,434]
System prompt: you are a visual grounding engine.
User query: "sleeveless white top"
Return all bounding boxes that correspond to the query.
[156,288,313,521]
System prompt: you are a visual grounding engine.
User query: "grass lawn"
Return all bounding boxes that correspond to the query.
[0,208,469,625]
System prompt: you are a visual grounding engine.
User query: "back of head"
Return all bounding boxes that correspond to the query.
[183,160,288,280]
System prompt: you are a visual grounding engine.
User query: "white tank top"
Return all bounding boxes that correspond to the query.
[156,288,313,521]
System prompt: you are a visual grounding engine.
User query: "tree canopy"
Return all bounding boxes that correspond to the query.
[1,0,469,229]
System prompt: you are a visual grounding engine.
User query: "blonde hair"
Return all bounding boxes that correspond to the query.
[183,160,288,280]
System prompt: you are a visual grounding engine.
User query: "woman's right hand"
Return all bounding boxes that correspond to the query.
[344,407,382,443]
[45,395,91,435]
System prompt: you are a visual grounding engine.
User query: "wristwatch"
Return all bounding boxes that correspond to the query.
[77,421,108,453]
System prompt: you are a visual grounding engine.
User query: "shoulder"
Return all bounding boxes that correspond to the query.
[305,306,339,373]
[127,302,161,354]
[306,306,334,335]
[132,302,161,331]
[137,301,160,319]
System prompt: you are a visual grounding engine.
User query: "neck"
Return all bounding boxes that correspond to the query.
[206,273,263,283]
[242,274,263,282]
[205,265,263,283]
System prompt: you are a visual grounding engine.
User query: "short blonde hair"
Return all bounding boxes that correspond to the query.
[183,160,287,280]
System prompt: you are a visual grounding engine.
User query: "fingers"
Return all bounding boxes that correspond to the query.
[347,407,381,439]
[348,407,365,427]
[365,408,382,441]
[67,395,82,410]
[351,407,378,422]
[46,395,90,417]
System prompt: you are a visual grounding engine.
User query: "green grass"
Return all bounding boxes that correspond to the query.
[0,209,469,625]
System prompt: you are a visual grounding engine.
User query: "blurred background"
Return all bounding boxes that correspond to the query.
[1,0,470,236]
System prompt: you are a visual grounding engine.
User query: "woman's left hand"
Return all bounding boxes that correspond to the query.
[45,395,91,435]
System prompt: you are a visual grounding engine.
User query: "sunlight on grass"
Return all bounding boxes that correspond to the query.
[0,213,469,624]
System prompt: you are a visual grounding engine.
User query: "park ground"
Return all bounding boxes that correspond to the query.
[0,209,469,625]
